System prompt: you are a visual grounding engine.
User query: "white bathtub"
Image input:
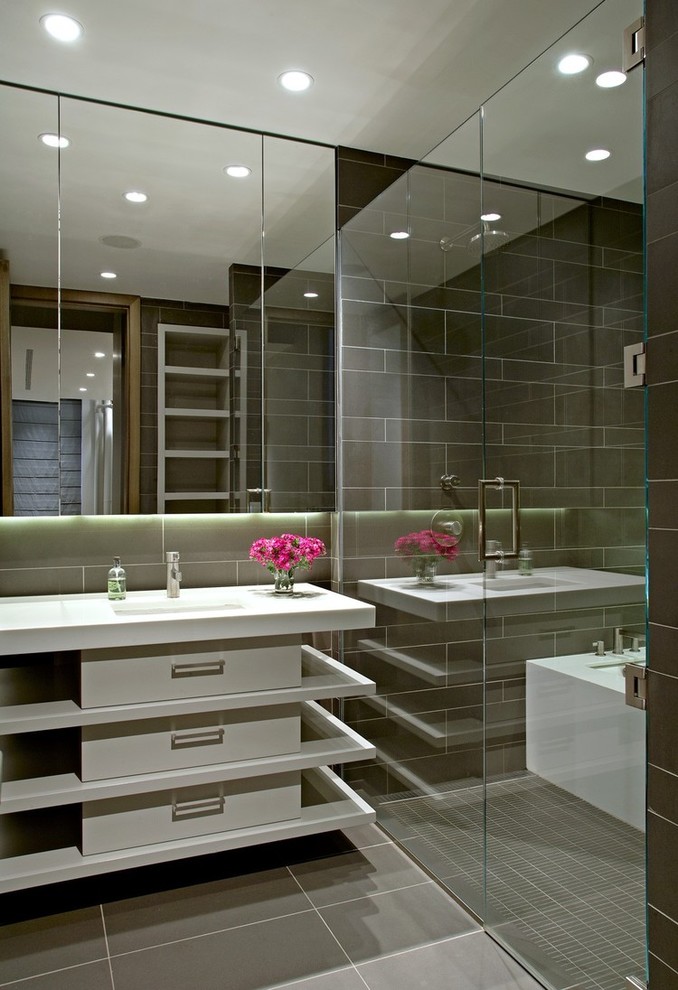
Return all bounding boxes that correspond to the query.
[526,650,645,831]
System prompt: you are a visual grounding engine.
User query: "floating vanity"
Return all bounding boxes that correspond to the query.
[0,584,376,892]
[358,566,645,621]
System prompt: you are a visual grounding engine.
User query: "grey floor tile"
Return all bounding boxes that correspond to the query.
[384,771,646,990]
[104,866,311,954]
[357,930,544,990]
[0,906,107,984]
[0,960,114,989]
[340,823,391,849]
[110,910,350,990]
[284,969,367,990]
[290,842,431,907]
[319,881,480,964]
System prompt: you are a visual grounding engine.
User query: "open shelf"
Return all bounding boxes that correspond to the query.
[0,702,376,813]
[0,767,375,893]
[157,323,246,512]
[0,648,375,733]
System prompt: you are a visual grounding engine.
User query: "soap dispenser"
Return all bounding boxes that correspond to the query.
[518,545,533,576]
[107,556,127,600]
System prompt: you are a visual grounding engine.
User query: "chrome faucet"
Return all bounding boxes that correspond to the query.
[613,627,646,656]
[486,540,504,579]
[166,551,182,598]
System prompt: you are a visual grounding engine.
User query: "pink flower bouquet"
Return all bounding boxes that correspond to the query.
[249,533,326,592]
[394,529,459,562]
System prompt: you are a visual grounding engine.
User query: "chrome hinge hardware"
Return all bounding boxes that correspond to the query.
[623,16,645,72]
[624,662,648,711]
[624,342,646,388]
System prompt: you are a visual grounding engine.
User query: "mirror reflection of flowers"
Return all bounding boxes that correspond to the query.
[249,533,326,593]
[394,530,459,561]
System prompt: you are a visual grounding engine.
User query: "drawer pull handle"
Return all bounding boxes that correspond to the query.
[172,795,225,820]
[171,728,225,749]
[171,660,225,678]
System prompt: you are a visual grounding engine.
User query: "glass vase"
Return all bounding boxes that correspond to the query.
[273,568,296,593]
[412,556,438,585]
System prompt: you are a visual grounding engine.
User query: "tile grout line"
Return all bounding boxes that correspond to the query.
[290,877,436,911]
[285,864,372,990]
[104,905,319,960]
[0,958,111,988]
[100,902,117,990]
[355,927,483,972]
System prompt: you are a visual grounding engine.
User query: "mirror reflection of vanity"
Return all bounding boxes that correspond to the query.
[0,85,335,517]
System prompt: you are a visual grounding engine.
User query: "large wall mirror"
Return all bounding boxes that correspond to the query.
[0,85,336,516]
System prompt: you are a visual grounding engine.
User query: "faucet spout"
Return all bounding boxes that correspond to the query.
[612,627,646,656]
[166,551,182,598]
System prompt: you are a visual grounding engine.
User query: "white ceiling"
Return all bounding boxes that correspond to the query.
[1,0,606,159]
[0,0,643,305]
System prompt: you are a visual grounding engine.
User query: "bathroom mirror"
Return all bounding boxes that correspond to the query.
[0,85,336,516]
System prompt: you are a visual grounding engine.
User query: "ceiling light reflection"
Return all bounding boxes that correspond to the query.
[557,53,592,75]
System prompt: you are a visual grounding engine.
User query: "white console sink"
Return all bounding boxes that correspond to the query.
[0,584,376,654]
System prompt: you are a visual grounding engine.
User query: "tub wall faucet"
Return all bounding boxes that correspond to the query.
[166,551,182,598]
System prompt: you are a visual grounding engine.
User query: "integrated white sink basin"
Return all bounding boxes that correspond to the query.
[110,591,244,616]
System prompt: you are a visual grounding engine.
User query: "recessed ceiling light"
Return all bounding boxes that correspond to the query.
[224,165,252,178]
[86,372,95,378]
[585,148,611,161]
[304,291,319,299]
[389,230,410,240]
[100,271,117,279]
[557,53,592,75]
[39,132,69,149]
[480,212,501,222]
[124,191,148,203]
[79,387,88,393]
[40,13,83,42]
[94,352,106,358]
[278,70,313,92]
[596,70,627,88]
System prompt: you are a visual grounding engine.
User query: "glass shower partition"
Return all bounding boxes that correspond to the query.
[478,2,647,987]
[338,114,489,917]
[339,1,647,988]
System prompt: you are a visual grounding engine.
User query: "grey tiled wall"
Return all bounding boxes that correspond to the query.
[646,1,678,986]
[0,512,332,598]
[230,264,336,513]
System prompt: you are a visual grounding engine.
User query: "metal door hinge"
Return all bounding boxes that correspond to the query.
[624,342,646,388]
[624,662,648,711]
[623,16,645,72]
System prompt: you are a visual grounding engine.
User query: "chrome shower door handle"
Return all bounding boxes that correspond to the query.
[478,477,521,561]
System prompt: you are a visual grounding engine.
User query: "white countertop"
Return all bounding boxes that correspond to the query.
[0,585,375,655]
[358,567,645,621]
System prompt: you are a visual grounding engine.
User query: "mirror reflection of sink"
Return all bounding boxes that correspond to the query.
[460,575,577,592]
[111,596,243,616]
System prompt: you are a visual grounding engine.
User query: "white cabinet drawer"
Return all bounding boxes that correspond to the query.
[81,704,301,781]
[80,635,301,708]
[82,771,301,854]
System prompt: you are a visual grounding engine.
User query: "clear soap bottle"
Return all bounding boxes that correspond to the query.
[107,556,127,600]
[518,546,533,575]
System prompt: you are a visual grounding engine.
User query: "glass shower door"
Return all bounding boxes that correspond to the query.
[479,2,647,988]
